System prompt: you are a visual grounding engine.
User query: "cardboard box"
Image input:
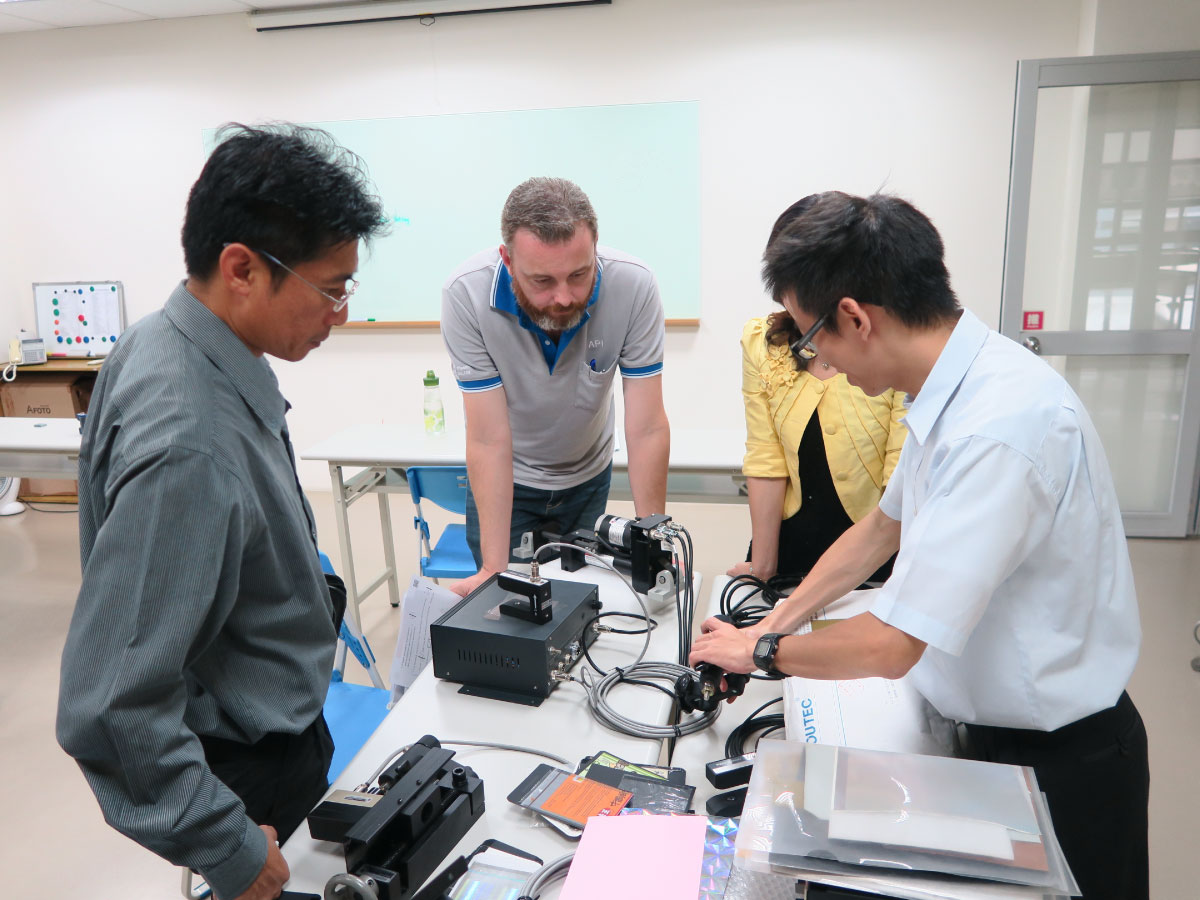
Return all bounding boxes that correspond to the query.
[0,373,94,501]
[0,373,91,418]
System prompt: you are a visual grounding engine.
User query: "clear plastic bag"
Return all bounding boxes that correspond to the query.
[736,740,1079,897]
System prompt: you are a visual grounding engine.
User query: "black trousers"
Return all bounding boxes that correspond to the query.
[201,713,335,844]
[963,691,1149,900]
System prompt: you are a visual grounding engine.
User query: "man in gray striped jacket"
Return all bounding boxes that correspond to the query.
[57,124,386,900]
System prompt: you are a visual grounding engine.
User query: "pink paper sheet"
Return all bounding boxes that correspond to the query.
[559,813,709,900]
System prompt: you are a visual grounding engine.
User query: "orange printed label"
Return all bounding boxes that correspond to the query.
[540,775,632,824]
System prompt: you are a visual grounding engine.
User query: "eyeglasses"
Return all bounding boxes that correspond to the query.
[253,248,358,312]
[790,313,828,361]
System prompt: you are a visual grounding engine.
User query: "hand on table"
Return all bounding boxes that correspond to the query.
[449,567,498,598]
[726,560,775,579]
[230,825,289,900]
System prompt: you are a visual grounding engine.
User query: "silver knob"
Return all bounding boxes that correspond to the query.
[1022,336,1042,355]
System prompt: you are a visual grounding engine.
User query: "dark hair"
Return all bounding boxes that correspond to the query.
[763,196,819,367]
[182,123,388,283]
[762,191,959,335]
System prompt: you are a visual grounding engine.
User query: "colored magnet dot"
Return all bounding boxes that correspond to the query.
[66,338,73,344]
[110,335,117,342]
[54,330,59,336]
[90,286,95,291]
[57,336,63,343]
[52,298,58,305]
[101,337,107,342]
[78,315,84,321]
[83,320,88,326]
[83,337,90,343]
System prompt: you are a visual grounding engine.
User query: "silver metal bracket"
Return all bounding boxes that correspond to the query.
[512,531,536,560]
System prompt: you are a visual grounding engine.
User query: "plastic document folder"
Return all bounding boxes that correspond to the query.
[735,740,1080,899]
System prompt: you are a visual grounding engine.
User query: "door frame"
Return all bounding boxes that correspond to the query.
[1000,50,1200,537]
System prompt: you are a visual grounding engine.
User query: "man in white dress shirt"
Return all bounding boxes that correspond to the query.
[690,191,1148,900]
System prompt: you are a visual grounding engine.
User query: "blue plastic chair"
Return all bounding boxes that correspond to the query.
[319,551,391,782]
[407,465,477,581]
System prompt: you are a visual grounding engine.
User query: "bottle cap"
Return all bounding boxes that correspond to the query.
[423,370,439,386]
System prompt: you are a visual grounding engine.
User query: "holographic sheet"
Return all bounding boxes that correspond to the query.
[698,816,738,900]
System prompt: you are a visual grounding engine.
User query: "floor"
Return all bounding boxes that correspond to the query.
[1,492,1197,899]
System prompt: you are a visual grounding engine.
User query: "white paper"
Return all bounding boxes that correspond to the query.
[784,589,954,756]
[827,810,1016,860]
[802,742,838,821]
[390,575,461,703]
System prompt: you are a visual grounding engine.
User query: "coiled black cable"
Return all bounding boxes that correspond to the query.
[581,611,658,675]
[724,696,786,758]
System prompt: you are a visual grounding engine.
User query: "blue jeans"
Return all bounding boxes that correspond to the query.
[465,464,613,566]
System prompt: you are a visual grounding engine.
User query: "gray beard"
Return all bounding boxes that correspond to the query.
[527,307,586,334]
[513,276,593,335]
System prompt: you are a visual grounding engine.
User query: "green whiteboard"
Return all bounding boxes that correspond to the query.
[204,101,700,325]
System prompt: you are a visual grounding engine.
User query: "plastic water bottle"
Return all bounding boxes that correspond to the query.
[423,370,445,434]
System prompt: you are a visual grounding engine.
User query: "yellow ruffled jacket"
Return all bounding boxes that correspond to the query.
[740,316,908,521]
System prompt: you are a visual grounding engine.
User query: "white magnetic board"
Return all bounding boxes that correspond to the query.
[33,282,127,357]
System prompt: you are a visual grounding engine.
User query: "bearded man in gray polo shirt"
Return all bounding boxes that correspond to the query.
[441,177,670,597]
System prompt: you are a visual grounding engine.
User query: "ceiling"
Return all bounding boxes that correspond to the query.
[0,0,355,33]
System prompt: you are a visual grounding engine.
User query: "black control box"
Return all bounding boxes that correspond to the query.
[430,574,601,705]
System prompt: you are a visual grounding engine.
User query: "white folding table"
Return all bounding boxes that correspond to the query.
[281,559,697,895]
[0,416,82,479]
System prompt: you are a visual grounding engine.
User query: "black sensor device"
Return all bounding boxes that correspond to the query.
[592,513,674,594]
[431,573,601,705]
[705,752,756,789]
[307,736,484,900]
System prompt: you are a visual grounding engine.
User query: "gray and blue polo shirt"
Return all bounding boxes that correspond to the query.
[441,244,665,490]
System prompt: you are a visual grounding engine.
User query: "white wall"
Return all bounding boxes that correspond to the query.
[0,0,1177,490]
[1091,0,1200,55]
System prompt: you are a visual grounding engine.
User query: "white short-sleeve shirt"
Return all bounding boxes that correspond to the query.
[871,309,1140,731]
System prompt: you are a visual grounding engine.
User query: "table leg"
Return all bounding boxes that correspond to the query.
[329,462,386,687]
[377,486,402,608]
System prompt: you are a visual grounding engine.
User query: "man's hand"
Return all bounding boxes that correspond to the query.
[231,825,289,900]
[688,617,757,674]
[725,560,752,577]
[449,567,498,598]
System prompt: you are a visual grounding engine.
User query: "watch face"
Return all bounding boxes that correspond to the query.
[753,634,776,670]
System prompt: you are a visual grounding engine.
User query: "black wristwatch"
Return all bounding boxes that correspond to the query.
[752,632,786,677]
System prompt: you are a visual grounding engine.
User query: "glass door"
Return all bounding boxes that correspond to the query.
[1001,51,1200,537]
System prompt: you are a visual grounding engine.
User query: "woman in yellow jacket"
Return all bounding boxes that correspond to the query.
[730,198,907,583]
